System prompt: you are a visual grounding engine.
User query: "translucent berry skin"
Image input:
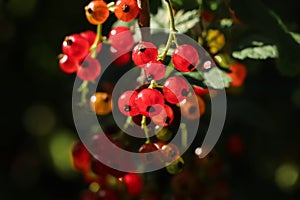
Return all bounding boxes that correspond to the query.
[172,44,199,72]
[132,42,158,67]
[151,104,174,127]
[144,61,166,80]
[136,88,165,117]
[227,62,247,87]
[163,76,190,104]
[90,92,113,115]
[77,57,101,81]
[62,34,90,61]
[180,95,205,120]
[138,143,159,164]
[71,141,91,172]
[192,85,209,96]
[80,30,103,54]
[122,173,143,196]
[118,90,139,116]
[85,0,109,25]
[114,0,139,22]
[159,143,181,163]
[108,26,134,52]
[58,54,79,74]
[80,30,96,46]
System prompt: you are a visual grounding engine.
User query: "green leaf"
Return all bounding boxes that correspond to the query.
[203,67,232,89]
[151,8,199,33]
[290,32,300,44]
[230,0,300,76]
[174,10,200,33]
[232,43,278,60]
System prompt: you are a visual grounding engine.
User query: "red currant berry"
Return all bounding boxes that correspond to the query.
[109,26,134,52]
[122,173,143,196]
[71,141,91,171]
[90,92,113,115]
[85,0,109,25]
[144,61,166,80]
[91,157,126,178]
[118,90,139,116]
[151,104,174,127]
[192,85,209,96]
[58,54,80,74]
[136,88,164,117]
[114,0,139,22]
[172,44,199,72]
[77,56,101,81]
[227,62,247,87]
[110,47,131,67]
[163,76,190,104]
[62,34,90,60]
[160,143,180,163]
[132,42,158,67]
[227,134,244,156]
[80,30,96,46]
[138,143,158,163]
[98,189,119,200]
[180,95,205,120]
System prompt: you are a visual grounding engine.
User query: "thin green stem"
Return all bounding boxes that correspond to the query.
[158,32,173,61]
[77,80,89,106]
[90,24,102,58]
[180,122,188,148]
[165,0,177,32]
[141,116,150,143]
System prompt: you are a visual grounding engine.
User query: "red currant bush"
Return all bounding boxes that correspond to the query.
[163,76,190,104]
[132,42,158,67]
[85,0,110,25]
[172,44,199,72]
[135,88,165,117]
[62,34,90,61]
[114,0,140,22]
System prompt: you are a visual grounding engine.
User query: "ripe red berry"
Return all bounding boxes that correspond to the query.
[71,141,91,171]
[122,173,143,196]
[118,90,139,116]
[227,62,247,87]
[138,143,159,164]
[144,61,166,80]
[151,104,174,127]
[136,88,165,117]
[114,0,140,22]
[77,56,101,81]
[80,30,97,46]
[58,54,80,74]
[108,26,134,52]
[192,85,209,96]
[110,47,131,67]
[132,42,158,67]
[172,44,199,72]
[163,76,190,104]
[62,34,90,61]
[85,0,110,25]
[180,95,205,120]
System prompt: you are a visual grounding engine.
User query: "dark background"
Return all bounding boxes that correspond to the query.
[1,0,300,199]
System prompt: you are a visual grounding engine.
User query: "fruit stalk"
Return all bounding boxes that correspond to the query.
[138,0,150,41]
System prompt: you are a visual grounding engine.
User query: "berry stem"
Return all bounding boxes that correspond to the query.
[124,116,132,130]
[141,115,150,143]
[180,122,188,149]
[77,80,89,106]
[157,0,178,61]
[90,24,103,58]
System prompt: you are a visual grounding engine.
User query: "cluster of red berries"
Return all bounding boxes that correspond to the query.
[58,30,101,81]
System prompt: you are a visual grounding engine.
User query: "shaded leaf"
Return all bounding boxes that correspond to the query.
[203,67,232,89]
[232,43,278,60]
